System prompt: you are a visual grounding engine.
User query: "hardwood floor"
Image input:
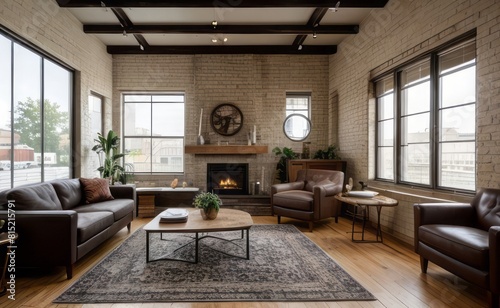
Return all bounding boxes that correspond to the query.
[0,215,488,308]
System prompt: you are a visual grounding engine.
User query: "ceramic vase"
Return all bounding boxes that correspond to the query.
[200,208,218,220]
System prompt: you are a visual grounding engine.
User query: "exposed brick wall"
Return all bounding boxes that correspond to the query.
[112,54,330,192]
[0,0,113,178]
[330,0,500,243]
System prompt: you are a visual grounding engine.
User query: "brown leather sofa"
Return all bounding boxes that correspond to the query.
[0,179,135,279]
[413,188,500,308]
[271,169,344,232]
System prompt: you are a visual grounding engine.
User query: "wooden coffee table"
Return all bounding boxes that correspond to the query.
[143,208,253,263]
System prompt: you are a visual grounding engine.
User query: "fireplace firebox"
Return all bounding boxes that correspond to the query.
[207,163,249,195]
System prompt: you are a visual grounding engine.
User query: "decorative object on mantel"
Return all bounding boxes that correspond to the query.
[170,178,178,189]
[197,108,205,145]
[210,103,243,136]
[193,191,222,220]
[272,146,299,183]
[185,145,268,155]
[313,144,341,160]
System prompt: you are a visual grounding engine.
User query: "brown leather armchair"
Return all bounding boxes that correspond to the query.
[271,169,344,232]
[414,188,500,308]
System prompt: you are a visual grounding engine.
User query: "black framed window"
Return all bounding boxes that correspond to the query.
[375,38,476,192]
[123,93,185,173]
[286,92,311,118]
[0,29,73,190]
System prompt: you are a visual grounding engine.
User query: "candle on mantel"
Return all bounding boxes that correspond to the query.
[252,125,257,144]
[261,166,265,194]
[198,108,203,136]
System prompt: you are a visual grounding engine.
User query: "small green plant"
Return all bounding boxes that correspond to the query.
[313,144,341,160]
[193,191,222,211]
[272,146,299,183]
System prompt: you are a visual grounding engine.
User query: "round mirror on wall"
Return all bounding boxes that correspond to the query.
[283,114,311,141]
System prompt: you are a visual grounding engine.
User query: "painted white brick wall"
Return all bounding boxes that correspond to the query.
[112,54,330,192]
[330,0,500,244]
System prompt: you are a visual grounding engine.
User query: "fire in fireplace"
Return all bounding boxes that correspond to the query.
[207,163,249,195]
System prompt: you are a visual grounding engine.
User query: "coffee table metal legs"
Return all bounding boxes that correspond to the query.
[146,229,250,263]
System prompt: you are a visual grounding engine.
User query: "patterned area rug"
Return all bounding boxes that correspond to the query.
[54,224,375,303]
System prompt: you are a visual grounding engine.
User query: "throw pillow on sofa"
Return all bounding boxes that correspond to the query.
[80,178,114,204]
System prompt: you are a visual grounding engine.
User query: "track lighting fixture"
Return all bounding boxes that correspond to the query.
[139,44,144,51]
[212,38,218,43]
[313,32,317,39]
[212,20,217,29]
[123,30,127,37]
[298,45,303,51]
[331,1,340,12]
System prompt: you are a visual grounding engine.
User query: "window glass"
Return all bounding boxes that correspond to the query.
[375,76,395,181]
[440,66,476,108]
[43,59,71,180]
[437,40,476,190]
[13,43,42,185]
[286,93,310,118]
[374,38,475,191]
[0,34,12,190]
[0,33,73,190]
[123,93,185,173]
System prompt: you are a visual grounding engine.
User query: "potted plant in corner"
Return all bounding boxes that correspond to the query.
[193,191,222,220]
[272,146,299,183]
[313,144,341,160]
[92,130,126,185]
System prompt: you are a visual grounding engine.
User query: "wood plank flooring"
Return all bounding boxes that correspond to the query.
[0,215,489,308]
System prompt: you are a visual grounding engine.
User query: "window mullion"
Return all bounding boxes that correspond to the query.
[395,71,402,185]
[430,53,439,189]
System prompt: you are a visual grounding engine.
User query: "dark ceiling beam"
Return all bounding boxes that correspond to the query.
[110,8,150,50]
[84,24,359,35]
[57,0,389,8]
[107,45,337,55]
[110,7,132,27]
[292,7,328,47]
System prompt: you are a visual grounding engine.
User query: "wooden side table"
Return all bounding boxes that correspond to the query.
[335,193,398,243]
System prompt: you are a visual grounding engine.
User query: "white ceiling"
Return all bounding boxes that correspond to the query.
[65,6,376,52]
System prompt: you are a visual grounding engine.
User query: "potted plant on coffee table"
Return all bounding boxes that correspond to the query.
[193,191,222,220]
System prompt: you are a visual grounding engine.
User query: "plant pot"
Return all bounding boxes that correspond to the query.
[200,208,218,220]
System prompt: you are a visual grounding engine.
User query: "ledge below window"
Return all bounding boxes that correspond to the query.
[185,145,268,155]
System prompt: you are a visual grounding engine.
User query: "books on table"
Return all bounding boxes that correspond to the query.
[159,208,189,223]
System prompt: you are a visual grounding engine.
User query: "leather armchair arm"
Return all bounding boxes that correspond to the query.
[0,210,78,268]
[313,183,343,198]
[490,226,500,294]
[271,181,305,194]
[413,202,474,251]
[414,203,474,226]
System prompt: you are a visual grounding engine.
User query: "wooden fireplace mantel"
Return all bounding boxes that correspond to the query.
[185,145,268,155]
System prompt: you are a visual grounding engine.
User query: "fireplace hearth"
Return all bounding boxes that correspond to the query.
[207,163,249,195]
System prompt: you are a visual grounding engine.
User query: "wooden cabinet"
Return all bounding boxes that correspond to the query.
[287,159,347,182]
